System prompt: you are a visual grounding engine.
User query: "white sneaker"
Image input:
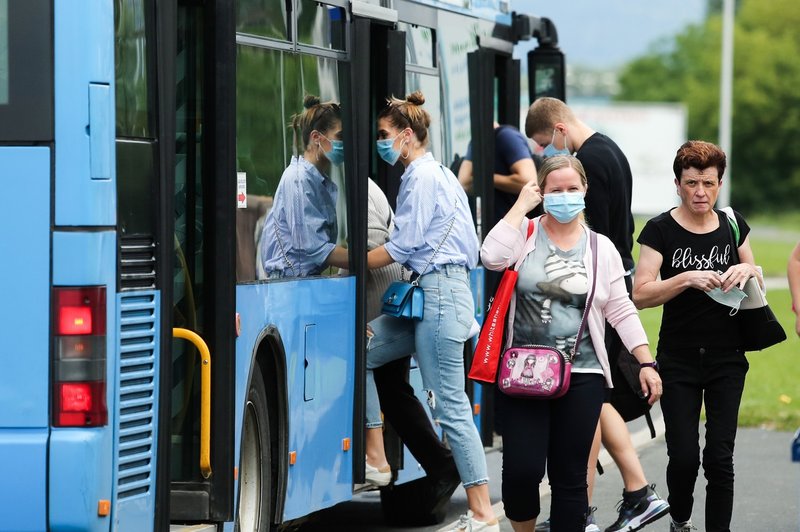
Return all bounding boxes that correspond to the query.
[364,461,391,487]
[444,511,500,532]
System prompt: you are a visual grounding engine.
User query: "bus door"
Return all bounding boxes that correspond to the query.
[167,0,236,526]
[113,0,235,529]
[350,8,409,480]
[466,42,521,445]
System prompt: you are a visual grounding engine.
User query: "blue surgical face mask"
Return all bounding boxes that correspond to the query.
[322,136,345,166]
[376,135,402,166]
[706,286,747,315]
[543,191,585,223]
[542,129,571,158]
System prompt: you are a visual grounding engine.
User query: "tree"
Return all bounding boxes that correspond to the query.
[616,0,800,213]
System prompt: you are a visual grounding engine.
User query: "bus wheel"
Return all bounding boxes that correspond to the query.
[237,362,271,531]
[380,476,448,526]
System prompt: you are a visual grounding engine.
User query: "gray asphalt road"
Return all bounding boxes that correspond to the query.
[297,410,800,531]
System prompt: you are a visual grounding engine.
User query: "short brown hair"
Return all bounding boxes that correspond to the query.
[673,140,727,181]
[378,90,430,146]
[525,97,574,138]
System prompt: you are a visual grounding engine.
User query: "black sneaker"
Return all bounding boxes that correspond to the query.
[604,484,670,532]
[534,517,550,532]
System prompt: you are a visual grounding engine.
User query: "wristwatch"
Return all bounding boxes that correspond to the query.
[640,361,659,371]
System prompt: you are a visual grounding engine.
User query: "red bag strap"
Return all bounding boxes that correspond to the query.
[512,219,536,272]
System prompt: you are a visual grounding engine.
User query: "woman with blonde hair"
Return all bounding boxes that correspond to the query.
[363,91,497,531]
[482,155,661,532]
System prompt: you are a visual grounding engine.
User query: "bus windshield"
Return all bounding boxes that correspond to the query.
[0,0,8,105]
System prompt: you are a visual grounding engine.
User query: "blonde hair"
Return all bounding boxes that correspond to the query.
[525,97,575,139]
[378,91,430,146]
[537,155,588,190]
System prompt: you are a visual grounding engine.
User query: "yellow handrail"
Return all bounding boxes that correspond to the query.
[172,327,212,479]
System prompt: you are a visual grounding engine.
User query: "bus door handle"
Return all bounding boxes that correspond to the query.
[172,328,213,479]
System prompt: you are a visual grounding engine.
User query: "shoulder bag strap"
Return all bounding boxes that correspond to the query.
[717,207,741,264]
[572,230,598,359]
[512,218,537,272]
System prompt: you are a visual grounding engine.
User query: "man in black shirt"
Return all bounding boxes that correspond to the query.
[525,97,668,532]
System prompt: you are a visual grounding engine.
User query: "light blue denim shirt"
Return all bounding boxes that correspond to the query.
[260,156,339,277]
[385,153,479,274]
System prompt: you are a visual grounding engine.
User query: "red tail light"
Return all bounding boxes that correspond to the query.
[52,287,108,427]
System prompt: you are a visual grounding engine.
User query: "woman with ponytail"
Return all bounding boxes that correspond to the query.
[363,91,498,532]
[259,95,349,277]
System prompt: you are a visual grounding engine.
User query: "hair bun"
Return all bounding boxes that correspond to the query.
[406,91,425,106]
[303,94,321,109]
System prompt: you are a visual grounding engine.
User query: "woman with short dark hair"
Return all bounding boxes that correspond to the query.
[633,140,763,532]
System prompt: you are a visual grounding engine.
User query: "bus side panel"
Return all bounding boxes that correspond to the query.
[50,231,117,532]
[0,147,50,531]
[235,278,355,522]
[0,147,51,426]
[54,0,116,226]
[113,291,160,532]
[0,431,48,531]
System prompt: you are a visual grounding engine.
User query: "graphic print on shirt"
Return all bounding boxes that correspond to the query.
[534,244,587,351]
[670,243,731,271]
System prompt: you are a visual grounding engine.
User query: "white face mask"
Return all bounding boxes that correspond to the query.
[705,286,748,315]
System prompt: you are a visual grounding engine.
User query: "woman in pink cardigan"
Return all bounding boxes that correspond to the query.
[480,155,662,532]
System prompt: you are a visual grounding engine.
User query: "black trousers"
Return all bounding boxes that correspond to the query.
[658,347,748,532]
[498,373,605,531]
[373,356,456,478]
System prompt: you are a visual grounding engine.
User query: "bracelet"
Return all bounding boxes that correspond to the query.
[640,361,659,371]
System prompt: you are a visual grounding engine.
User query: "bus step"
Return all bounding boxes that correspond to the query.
[169,525,217,532]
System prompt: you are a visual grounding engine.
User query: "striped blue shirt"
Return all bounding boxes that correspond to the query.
[385,153,479,274]
[260,156,338,277]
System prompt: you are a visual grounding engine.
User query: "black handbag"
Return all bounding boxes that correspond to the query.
[720,208,786,351]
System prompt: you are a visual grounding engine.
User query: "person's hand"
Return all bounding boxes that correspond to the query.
[683,270,723,291]
[720,263,758,292]
[639,366,662,405]
[515,179,543,213]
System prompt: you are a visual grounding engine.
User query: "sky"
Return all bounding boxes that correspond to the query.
[511,0,707,69]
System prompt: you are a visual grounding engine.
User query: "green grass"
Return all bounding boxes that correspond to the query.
[738,289,800,430]
[747,211,800,233]
[749,238,796,278]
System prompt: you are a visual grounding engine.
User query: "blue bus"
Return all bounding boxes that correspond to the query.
[0,0,562,530]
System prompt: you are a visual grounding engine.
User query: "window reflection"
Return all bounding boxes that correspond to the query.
[296,0,346,51]
[400,23,435,68]
[236,46,348,280]
[236,0,288,41]
[115,0,152,137]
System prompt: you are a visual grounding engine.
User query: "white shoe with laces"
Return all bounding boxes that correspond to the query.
[364,461,391,487]
[444,511,500,532]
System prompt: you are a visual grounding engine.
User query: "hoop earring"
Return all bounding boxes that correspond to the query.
[401,141,410,160]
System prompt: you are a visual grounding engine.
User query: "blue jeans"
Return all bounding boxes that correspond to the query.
[365,264,488,487]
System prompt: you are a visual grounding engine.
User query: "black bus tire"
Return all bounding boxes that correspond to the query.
[236,362,272,532]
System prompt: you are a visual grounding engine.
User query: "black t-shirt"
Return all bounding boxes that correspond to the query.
[576,133,635,272]
[637,208,751,351]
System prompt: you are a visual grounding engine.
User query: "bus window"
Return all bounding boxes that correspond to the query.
[236,0,288,42]
[0,0,52,141]
[115,0,154,138]
[236,47,350,280]
[1,0,7,105]
[296,0,346,51]
[400,23,435,69]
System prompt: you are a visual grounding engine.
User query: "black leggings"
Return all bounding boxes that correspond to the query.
[659,347,748,532]
[498,373,605,531]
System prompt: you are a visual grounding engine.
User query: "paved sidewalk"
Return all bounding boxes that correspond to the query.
[299,409,800,531]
